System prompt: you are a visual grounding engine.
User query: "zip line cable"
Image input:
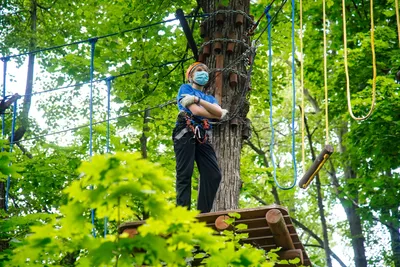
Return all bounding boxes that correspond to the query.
[0,16,194,60]
[342,0,377,120]
[0,14,210,60]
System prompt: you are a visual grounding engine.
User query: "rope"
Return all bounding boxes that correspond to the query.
[21,58,192,98]
[267,13,277,188]
[396,0,400,47]
[246,0,278,36]
[290,0,297,189]
[5,99,17,211]
[89,38,97,237]
[1,58,8,148]
[300,0,305,174]
[323,0,329,144]
[103,77,112,238]
[267,1,297,190]
[255,0,288,44]
[342,0,376,121]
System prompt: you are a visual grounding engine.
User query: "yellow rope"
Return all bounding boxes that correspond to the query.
[342,0,377,121]
[323,0,329,144]
[396,0,400,47]
[300,0,305,174]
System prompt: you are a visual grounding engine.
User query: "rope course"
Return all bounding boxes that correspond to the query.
[0,16,190,217]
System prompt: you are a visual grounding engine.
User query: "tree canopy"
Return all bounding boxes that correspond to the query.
[0,0,399,266]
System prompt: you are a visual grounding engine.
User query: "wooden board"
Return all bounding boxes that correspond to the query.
[119,205,312,266]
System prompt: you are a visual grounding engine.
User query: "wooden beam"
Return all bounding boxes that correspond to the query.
[266,209,295,250]
[299,145,334,189]
[215,215,231,231]
[176,9,198,61]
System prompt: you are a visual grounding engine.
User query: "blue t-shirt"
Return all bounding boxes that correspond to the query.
[176,84,219,120]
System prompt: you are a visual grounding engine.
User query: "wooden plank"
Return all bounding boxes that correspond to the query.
[117,205,312,266]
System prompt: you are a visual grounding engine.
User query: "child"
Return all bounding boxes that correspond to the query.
[172,62,228,213]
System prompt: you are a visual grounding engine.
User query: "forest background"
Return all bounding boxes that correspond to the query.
[0,0,399,266]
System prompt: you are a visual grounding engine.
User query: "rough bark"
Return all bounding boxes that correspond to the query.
[15,0,37,144]
[198,0,251,211]
[303,111,332,267]
[384,170,400,267]
[330,123,367,267]
[140,108,150,159]
[0,181,4,210]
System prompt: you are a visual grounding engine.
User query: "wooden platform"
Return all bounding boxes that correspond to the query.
[119,205,311,266]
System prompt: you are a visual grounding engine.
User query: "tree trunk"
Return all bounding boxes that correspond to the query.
[303,113,332,267]
[384,170,400,267]
[334,124,367,267]
[198,0,251,211]
[0,182,5,210]
[18,0,37,136]
[389,211,400,267]
[140,108,150,159]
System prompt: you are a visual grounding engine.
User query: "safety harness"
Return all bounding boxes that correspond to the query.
[174,111,211,144]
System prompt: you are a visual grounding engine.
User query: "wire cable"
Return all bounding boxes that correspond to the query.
[0,17,182,60]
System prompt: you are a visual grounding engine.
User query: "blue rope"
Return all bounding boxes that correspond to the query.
[106,78,112,154]
[2,58,9,148]
[267,12,277,187]
[266,3,297,190]
[104,77,113,238]
[5,99,17,211]
[89,38,97,237]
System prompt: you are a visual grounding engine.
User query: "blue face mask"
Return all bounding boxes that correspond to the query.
[193,71,209,86]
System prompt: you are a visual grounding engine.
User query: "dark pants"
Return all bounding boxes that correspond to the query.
[173,126,221,213]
